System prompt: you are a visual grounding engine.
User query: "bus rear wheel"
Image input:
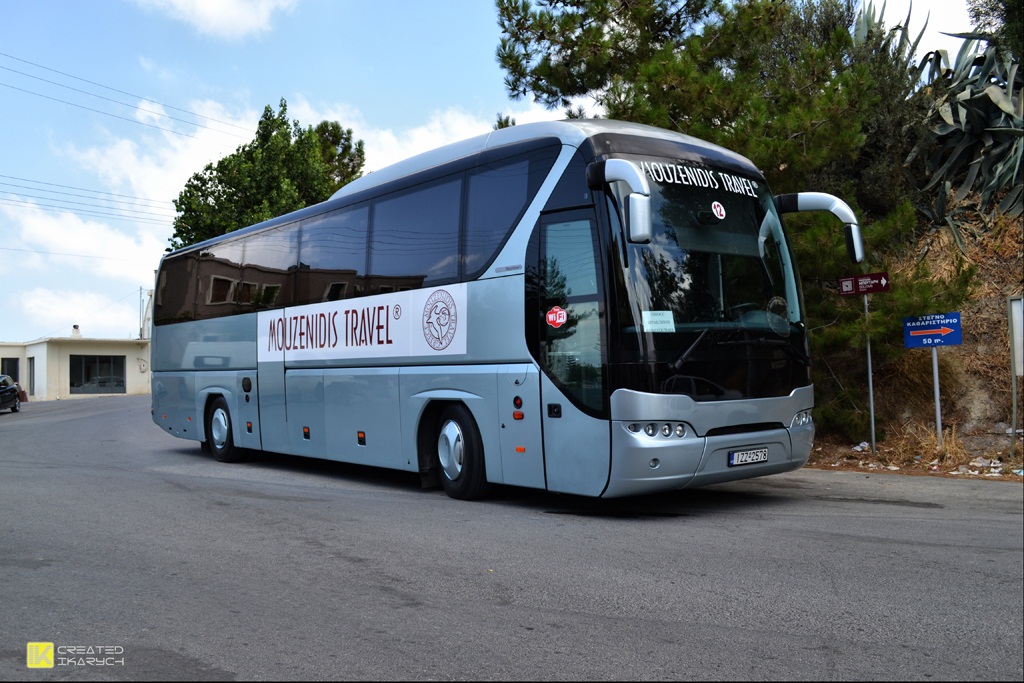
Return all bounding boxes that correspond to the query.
[206,397,243,463]
[436,404,488,500]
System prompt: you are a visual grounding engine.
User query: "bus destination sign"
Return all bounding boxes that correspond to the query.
[838,271,890,296]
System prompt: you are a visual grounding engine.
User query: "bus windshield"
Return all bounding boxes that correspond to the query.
[608,157,810,401]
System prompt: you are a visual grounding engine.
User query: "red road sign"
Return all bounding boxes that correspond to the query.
[838,271,890,296]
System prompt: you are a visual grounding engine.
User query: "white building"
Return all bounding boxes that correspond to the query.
[0,325,151,402]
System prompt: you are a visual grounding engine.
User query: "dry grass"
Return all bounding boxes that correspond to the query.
[831,202,1024,482]
[808,422,1023,479]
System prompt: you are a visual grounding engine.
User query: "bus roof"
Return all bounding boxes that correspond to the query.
[164,119,759,259]
[329,118,753,202]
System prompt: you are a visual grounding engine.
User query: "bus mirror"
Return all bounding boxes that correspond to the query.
[628,194,652,243]
[587,159,652,243]
[845,222,864,264]
[775,191,864,264]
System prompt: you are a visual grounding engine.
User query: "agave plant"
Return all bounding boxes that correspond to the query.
[911,34,1023,244]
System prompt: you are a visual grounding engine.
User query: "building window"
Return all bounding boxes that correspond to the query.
[70,355,126,395]
[1,357,18,383]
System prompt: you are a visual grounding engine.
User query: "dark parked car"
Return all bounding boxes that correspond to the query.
[0,374,21,413]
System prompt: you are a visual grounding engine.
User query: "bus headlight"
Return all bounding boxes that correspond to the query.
[791,410,813,428]
[627,423,689,438]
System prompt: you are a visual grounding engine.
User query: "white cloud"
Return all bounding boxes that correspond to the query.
[67,99,257,205]
[19,287,143,340]
[9,203,165,285]
[133,0,298,40]
[290,96,595,173]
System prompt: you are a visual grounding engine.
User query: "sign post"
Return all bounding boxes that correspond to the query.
[838,272,890,454]
[903,312,963,447]
[1009,297,1022,457]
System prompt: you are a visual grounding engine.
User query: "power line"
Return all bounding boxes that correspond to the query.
[1,181,176,214]
[0,81,203,140]
[0,196,171,226]
[0,51,254,134]
[0,190,175,218]
[0,245,144,261]
[0,173,175,208]
[0,64,248,140]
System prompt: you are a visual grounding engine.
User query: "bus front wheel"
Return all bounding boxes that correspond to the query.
[436,404,488,500]
[206,397,243,463]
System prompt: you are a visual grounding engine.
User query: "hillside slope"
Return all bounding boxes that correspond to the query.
[808,216,1024,479]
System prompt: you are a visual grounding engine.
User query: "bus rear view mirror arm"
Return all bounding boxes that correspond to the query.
[587,159,653,244]
[775,192,865,264]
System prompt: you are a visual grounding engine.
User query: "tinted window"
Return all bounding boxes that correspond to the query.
[369,177,461,290]
[154,252,199,325]
[544,150,592,211]
[242,223,299,310]
[298,204,369,303]
[194,238,244,319]
[464,144,560,277]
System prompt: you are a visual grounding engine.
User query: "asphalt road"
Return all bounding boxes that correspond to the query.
[1,395,1021,681]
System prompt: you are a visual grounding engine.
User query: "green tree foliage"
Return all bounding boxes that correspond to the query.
[493,113,517,129]
[495,0,993,440]
[313,119,366,194]
[168,99,365,250]
[969,0,1023,59]
[498,0,877,193]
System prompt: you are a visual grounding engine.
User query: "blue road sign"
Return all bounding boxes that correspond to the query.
[903,312,962,348]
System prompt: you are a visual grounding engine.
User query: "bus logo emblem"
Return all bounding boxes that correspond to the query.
[423,290,457,350]
[546,306,567,328]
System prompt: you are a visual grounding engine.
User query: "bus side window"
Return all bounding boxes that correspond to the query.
[299,204,370,304]
[369,177,461,291]
[241,222,299,310]
[464,144,560,278]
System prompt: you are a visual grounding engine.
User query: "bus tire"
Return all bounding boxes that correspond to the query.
[436,404,488,500]
[206,397,243,463]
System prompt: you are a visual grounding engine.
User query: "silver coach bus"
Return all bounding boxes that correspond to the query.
[151,119,863,499]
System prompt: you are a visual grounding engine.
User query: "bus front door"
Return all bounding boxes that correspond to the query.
[537,211,611,496]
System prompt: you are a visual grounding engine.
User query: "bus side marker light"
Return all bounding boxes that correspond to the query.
[303,427,311,440]
[246,422,253,434]
[513,411,524,420]
[357,431,366,446]
[516,446,526,453]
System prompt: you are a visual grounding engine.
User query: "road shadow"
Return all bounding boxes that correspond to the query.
[163,442,800,520]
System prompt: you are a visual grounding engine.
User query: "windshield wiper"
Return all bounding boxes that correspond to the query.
[670,329,710,371]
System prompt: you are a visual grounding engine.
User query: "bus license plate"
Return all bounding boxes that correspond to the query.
[728,448,769,467]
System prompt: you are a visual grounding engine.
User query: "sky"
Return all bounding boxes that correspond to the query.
[0,0,972,342]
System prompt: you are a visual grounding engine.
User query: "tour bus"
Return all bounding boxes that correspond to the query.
[151,119,863,500]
